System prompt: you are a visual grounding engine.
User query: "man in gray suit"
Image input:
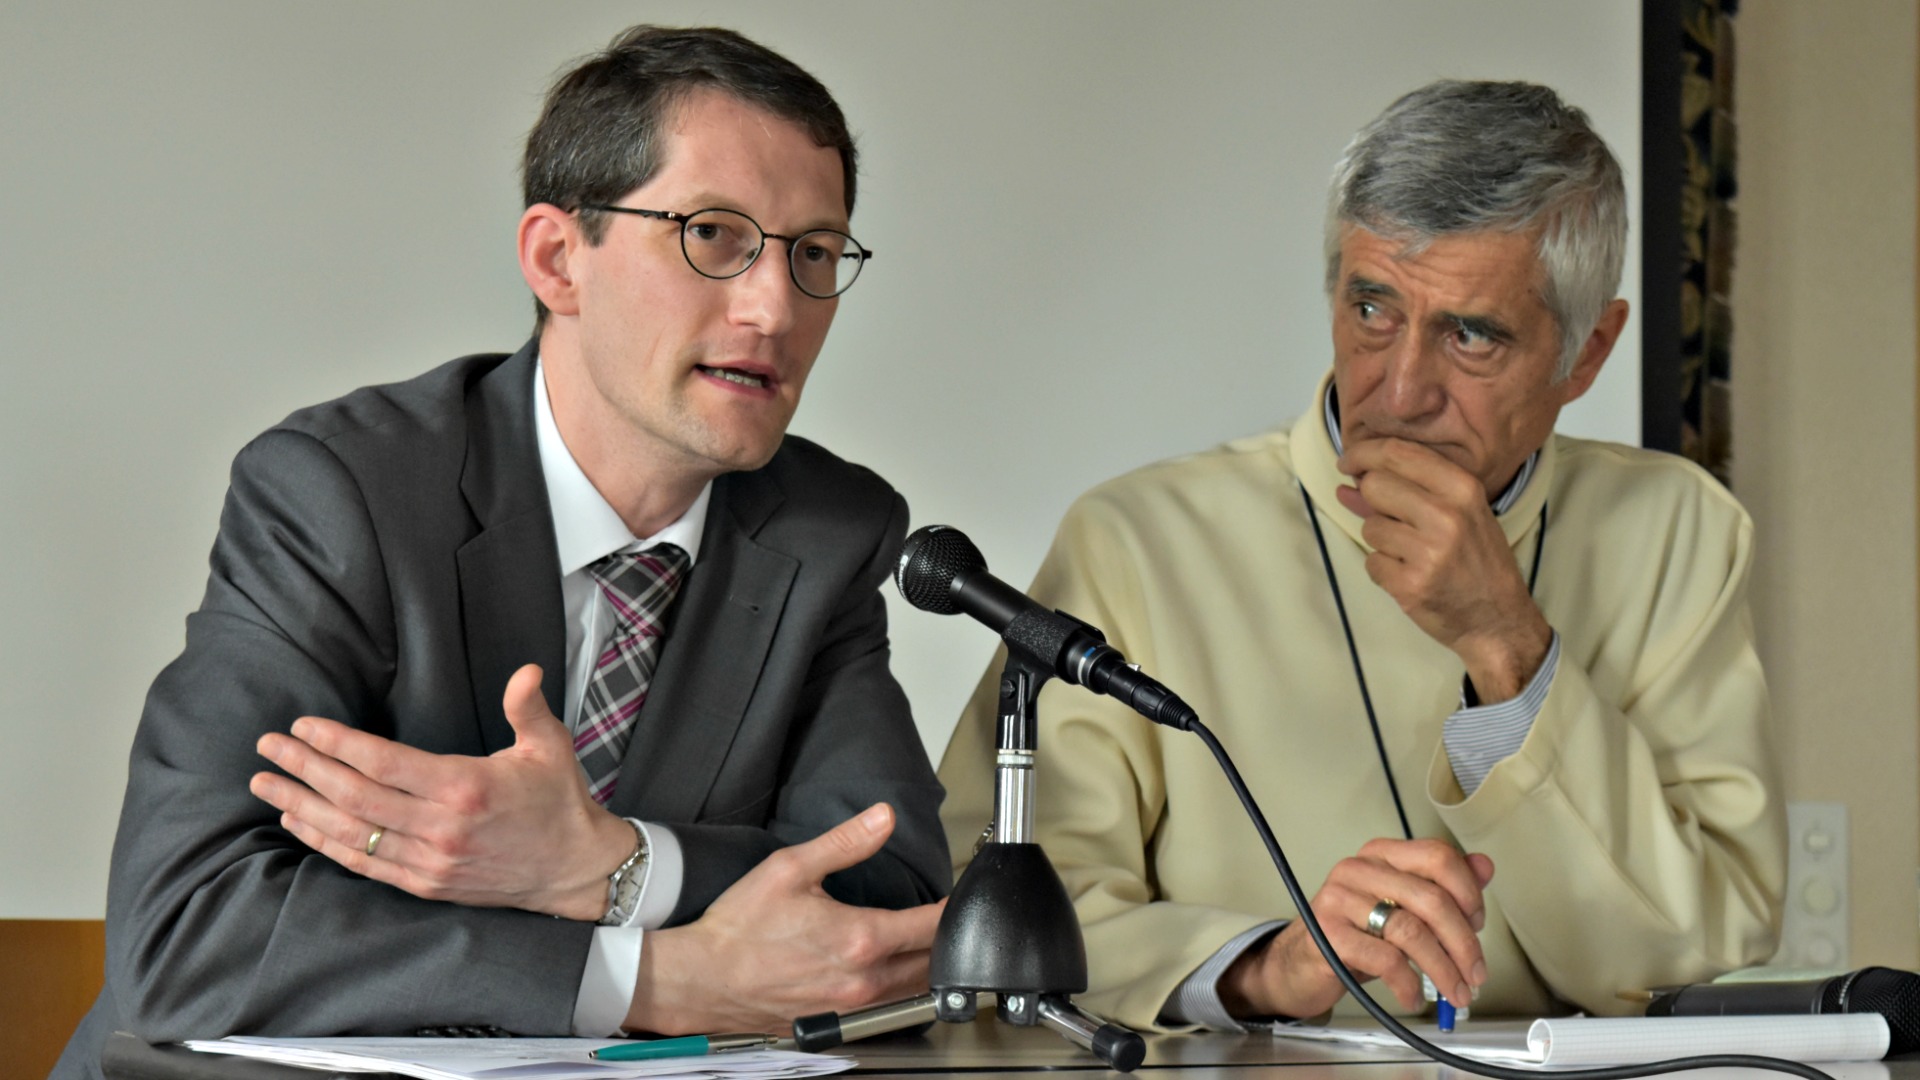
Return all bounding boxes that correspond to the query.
[58,25,947,1077]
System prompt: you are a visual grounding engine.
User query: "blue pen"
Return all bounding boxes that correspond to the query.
[591,1033,776,1061]
[1420,972,1460,1033]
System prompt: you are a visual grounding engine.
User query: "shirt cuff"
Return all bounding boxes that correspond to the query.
[1159,920,1287,1031]
[568,822,687,1036]
[1443,631,1560,796]
[629,822,683,930]
[574,927,642,1036]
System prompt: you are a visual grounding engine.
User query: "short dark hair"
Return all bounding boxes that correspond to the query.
[521,25,859,327]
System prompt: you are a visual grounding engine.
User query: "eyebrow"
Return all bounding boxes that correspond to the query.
[1445,312,1517,344]
[1343,276,1400,303]
[681,193,849,234]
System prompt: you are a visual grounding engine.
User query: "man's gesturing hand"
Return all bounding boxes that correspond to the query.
[249,663,635,920]
[1221,838,1494,1020]
[630,803,945,1036]
[1335,437,1551,702]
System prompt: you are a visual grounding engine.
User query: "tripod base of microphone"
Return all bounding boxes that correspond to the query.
[791,649,1145,1070]
[792,991,1145,1073]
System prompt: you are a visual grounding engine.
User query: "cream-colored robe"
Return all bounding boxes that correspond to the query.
[935,384,1785,1031]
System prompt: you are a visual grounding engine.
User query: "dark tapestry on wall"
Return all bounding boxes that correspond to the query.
[1679,0,1737,484]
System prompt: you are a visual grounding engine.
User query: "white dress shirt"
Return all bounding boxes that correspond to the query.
[533,359,712,1036]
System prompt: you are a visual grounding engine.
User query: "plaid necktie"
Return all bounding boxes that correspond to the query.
[575,543,690,806]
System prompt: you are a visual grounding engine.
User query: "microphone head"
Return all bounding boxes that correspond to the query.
[1829,967,1920,1055]
[895,525,986,615]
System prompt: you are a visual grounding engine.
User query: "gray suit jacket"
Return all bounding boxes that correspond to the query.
[58,344,948,1078]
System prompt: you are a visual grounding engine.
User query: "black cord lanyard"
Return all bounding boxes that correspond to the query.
[1297,482,1548,841]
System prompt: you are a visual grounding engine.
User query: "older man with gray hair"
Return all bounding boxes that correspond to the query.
[937,80,1784,1030]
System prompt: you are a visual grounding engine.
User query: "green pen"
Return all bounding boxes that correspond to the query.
[591,1033,777,1061]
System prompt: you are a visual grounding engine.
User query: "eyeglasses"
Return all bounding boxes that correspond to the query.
[581,205,872,299]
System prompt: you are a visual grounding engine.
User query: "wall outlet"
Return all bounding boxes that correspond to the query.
[1771,801,1849,969]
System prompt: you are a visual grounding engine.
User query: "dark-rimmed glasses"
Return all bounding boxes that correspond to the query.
[581,205,872,299]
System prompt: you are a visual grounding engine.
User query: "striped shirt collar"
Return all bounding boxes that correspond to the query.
[1323,386,1538,515]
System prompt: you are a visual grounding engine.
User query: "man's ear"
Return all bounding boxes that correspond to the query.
[519,204,581,318]
[1558,298,1630,404]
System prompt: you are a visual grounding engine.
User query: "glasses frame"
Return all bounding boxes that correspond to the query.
[580,205,872,299]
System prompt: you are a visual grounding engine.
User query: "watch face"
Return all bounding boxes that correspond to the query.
[600,824,649,926]
[602,876,636,925]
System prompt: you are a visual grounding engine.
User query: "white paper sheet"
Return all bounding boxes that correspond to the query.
[181,1036,857,1080]
[1270,1014,1890,1069]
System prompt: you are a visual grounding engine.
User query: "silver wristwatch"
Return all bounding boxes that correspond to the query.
[597,819,649,927]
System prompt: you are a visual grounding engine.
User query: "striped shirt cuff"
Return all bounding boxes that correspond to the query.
[1160,920,1288,1031]
[1443,632,1561,795]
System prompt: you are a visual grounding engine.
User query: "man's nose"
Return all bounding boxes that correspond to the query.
[1378,333,1447,421]
[727,244,800,335]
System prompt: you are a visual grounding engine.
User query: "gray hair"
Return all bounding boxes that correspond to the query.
[1323,80,1627,379]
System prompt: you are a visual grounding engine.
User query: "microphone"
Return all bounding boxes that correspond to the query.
[894,525,1196,730]
[1644,966,1920,1055]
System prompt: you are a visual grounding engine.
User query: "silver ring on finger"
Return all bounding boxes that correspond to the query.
[1364,897,1398,938]
[365,827,386,858]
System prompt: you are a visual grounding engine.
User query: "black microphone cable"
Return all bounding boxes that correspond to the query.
[1179,713,1840,1080]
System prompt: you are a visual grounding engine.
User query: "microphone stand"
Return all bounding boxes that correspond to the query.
[790,651,1147,1072]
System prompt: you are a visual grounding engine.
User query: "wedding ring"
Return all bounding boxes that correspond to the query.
[1365,898,1398,938]
[365,827,386,857]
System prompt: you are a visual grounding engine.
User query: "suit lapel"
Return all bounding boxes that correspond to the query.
[608,465,795,823]
[455,341,567,753]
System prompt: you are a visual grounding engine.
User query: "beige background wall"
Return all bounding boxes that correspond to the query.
[0,1,1643,917]
[1734,0,1920,967]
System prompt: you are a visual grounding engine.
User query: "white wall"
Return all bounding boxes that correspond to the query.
[0,1,1641,916]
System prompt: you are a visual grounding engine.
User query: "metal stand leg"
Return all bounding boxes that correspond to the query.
[1036,995,1146,1072]
[792,994,938,1052]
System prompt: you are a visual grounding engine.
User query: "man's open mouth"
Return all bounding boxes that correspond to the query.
[698,365,770,390]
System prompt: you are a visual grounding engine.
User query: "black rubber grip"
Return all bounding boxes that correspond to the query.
[791,1010,844,1052]
[1093,1024,1146,1072]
